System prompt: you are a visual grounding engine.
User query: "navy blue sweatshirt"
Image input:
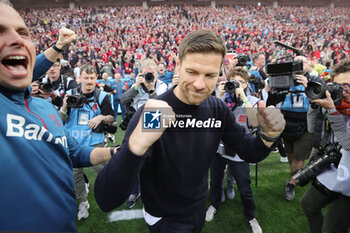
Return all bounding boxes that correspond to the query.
[94,88,271,217]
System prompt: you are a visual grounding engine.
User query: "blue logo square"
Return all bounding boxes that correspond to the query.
[143,111,162,129]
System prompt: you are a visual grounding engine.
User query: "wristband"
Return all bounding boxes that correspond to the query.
[51,41,64,53]
[327,108,339,115]
[110,146,116,158]
[243,100,249,105]
[259,132,279,142]
[110,145,120,158]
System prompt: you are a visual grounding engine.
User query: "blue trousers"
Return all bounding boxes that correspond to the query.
[113,99,125,120]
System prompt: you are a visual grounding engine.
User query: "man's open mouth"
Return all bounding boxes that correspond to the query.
[2,55,29,75]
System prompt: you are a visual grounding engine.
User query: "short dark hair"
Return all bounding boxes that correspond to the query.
[330,59,350,79]
[227,67,250,82]
[178,29,226,65]
[80,64,97,75]
[252,52,265,63]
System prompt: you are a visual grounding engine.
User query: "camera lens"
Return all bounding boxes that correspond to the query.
[312,87,321,95]
[40,83,53,93]
[224,80,240,94]
[144,72,155,83]
[305,82,326,100]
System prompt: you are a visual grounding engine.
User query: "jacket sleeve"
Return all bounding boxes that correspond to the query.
[94,107,146,212]
[33,53,54,80]
[328,114,350,151]
[65,129,94,167]
[121,86,138,105]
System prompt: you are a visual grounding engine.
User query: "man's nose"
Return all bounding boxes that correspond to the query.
[192,76,206,90]
[8,29,25,48]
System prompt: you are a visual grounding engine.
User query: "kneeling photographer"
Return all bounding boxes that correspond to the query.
[59,64,115,220]
[298,59,350,233]
[120,58,167,209]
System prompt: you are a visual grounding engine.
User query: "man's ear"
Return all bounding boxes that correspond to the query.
[175,56,181,68]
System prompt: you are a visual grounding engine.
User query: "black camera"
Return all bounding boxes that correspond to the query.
[236,54,251,67]
[38,81,53,93]
[142,72,155,83]
[119,106,136,130]
[224,79,240,94]
[67,94,86,108]
[305,82,343,106]
[249,74,265,92]
[266,61,303,89]
[93,122,118,134]
[292,143,342,186]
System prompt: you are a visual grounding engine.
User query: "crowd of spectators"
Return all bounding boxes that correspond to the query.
[18,5,349,78]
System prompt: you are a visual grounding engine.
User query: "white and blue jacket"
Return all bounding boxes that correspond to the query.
[64,88,108,146]
[0,86,93,231]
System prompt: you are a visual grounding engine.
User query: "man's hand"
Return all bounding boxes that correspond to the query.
[256,101,285,146]
[235,87,247,102]
[55,27,78,50]
[61,94,69,112]
[88,115,104,129]
[295,75,308,88]
[134,74,144,88]
[311,90,335,110]
[38,89,57,99]
[30,82,39,94]
[128,99,176,156]
[217,81,225,99]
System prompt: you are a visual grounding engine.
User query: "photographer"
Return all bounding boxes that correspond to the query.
[36,58,77,108]
[60,64,114,220]
[280,55,323,201]
[121,58,168,111]
[249,52,268,80]
[111,73,127,120]
[120,58,167,208]
[206,67,263,233]
[301,59,350,233]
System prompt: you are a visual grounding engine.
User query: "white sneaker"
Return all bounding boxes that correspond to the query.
[85,182,89,195]
[107,134,115,144]
[205,205,217,222]
[227,188,235,200]
[271,148,279,153]
[77,201,90,220]
[249,218,263,233]
[280,156,288,163]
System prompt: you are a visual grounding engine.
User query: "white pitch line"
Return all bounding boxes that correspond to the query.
[108,209,144,222]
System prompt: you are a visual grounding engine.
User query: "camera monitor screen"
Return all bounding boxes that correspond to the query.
[266,62,294,75]
[269,75,292,89]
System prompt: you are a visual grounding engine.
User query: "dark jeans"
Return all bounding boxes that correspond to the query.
[301,184,350,233]
[147,199,206,233]
[210,154,255,221]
